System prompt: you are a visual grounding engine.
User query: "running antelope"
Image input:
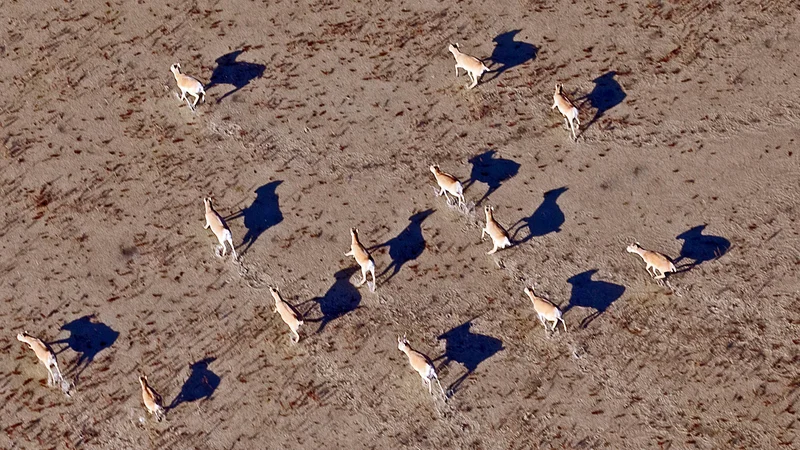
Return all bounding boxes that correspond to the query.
[448,44,490,89]
[170,63,206,111]
[397,336,446,398]
[203,197,237,260]
[139,375,165,421]
[269,287,304,343]
[524,287,567,333]
[552,83,580,140]
[482,206,511,254]
[344,228,376,292]
[16,332,70,394]
[430,165,465,207]
[626,242,676,280]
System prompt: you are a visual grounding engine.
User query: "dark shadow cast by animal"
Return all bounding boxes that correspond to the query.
[484,30,538,82]
[577,71,626,133]
[371,210,433,283]
[465,150,521,206]
[564,270,625,329]
[435,320,503,396]
[52,315,119,380]
[169,357,220,410]
[675,224,731,271]
[512,187,567,244]
[207,50,266,103]
[311,267,362,334]
[226,181,283,256]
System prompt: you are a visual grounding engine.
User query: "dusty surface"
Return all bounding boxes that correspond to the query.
[1,0,799,448]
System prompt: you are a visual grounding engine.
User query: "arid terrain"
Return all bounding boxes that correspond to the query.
[1,0,799,448]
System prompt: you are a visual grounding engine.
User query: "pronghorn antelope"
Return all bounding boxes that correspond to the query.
[430,165,465,207]
[344,228,376,292]
[482,205,512,254]
[626,242,677,280]
[448,44,490,89]
[170,63,206,111]
[397,336,446,398]
[524,287,567,333]
[269,287,304,343]
[139,375,165,421]
[16,332,70,394]
[552,83,580,140]
[203,197,237,260]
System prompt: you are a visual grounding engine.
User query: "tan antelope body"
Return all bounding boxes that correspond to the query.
[430,165,465,207]
[552,84,580,140]
[16,332,69,394]
[344,228,376,292]
[139,376,165,421]
[170,63,206,111]
[397,336,446,398]
[448,44,490,89]
[626,242,676,280]
[482,206,512,254]
[269,287,304,343]
[203,198,237,260]
[524,287,567,333]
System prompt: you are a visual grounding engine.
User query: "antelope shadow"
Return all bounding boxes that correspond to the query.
[564,270,625,329]
[207,50,266,103]
[52,315,119,381]
[226,181,283,256]
[371,209,433,283]
[485,30,538,82]
[435,320,503,396]
[309,267,362,334]
[169,357,220,409]
[675,225,731,271]
[577,71,626,134]
[465,150,520,206]
[512,187,567,244]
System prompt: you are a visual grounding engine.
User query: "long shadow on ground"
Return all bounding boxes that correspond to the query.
[226,180,283,256]
[564,270,625,329]
[512,187,567,244]
[484,30,538,82]
[53,315,119,381]
[308,267,363,334]
[466,150,520,206]
[207,50,266,103]
[576,71,626,134]
[675,224,731,271]
[169,358,220,410]
[435,320,503,396]
[371,209,433,283]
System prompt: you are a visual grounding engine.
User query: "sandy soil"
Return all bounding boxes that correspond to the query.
[1,0,799,448]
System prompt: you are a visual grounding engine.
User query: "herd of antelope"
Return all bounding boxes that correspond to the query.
[15,43,683,420]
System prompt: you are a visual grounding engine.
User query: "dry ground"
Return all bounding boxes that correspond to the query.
[1,0,799,448]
